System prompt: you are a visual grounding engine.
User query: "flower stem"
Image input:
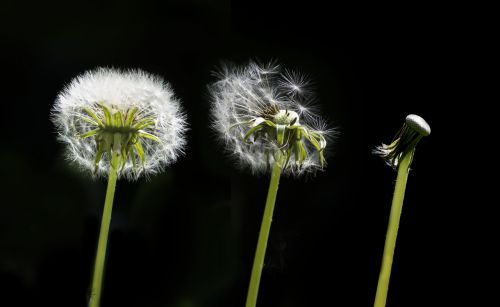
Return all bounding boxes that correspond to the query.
[89,152,120,307]
[374,148,415,307]
[245,160,283,307]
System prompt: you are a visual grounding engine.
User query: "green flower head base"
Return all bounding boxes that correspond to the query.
[240,108,327,169]
[210,61,333,175]
[80,103,161,172]
[374,114,431,169]
[52,68,187,180]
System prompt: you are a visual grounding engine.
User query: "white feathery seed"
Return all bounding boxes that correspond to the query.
[209,61,333,176]
[52,67,187,180]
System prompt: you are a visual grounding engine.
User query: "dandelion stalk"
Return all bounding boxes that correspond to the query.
[246,157,283,307]
[209,61,334,306]
[374,147,412,307]
[89,151,120,307]
[373,114,430,307]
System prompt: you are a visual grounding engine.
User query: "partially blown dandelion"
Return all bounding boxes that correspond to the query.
[52,68,187,307]
[209,61,333,307]
[210,61,332,176]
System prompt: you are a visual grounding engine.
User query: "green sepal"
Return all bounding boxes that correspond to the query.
[133,117,155,130]
[79,129,100,139]
[243,124,264,143]
[276,124,286,146]
[283,146,292,170]
[94,146,104,172]
[310,131,327,149]
[295,127,302,139]
[134,120,156,130]
[120,145,129,171]
[114,110,124,127]
[99,103,113,126]
[83,107,104,127]
[129,146,137,169]
[125,107,138,127]
[263,119,276,128]
[296,140,307,163]
[78,114,100,127]
[319,151,326,166]
[138,131,161,143]
[134,141,145,167]
[304,132,321,152]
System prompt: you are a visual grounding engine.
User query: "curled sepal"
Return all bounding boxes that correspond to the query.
[374,114,430,169]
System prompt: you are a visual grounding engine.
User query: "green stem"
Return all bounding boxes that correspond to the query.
[245,160,283,307]
[89,152,120,307]
[374,148,415,307]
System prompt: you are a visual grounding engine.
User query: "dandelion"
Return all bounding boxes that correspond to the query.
[52,67,187,307]
[373,114,430,307]
[53,68,187,180]
[209,61,333,307]
[210,61,332,175]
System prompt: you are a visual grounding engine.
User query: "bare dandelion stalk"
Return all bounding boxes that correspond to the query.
[52,68,187,307]
[89,151,120,307]
[209,61,334,307]
[246,155,283,307]
[373,114,430,307]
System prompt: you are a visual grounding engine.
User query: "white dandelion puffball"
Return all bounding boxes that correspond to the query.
[209,61,333,175]
[52,67,187,180]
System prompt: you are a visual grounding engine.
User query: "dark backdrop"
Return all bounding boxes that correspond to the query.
[1,1,463,306]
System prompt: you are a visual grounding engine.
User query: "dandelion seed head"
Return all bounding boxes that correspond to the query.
[209,61,333,176]
[52,67,187,180]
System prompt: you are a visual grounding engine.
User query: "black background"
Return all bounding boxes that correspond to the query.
[1,1,469,306]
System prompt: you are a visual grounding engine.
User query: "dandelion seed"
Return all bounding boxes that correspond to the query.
[277,69,311,97]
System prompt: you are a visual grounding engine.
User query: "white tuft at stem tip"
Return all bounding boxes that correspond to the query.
[405,114,431,136]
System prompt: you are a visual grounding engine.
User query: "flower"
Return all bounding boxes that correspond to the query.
[374,114,431,169]
[209,61,333,175]
[52,67,187,180]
